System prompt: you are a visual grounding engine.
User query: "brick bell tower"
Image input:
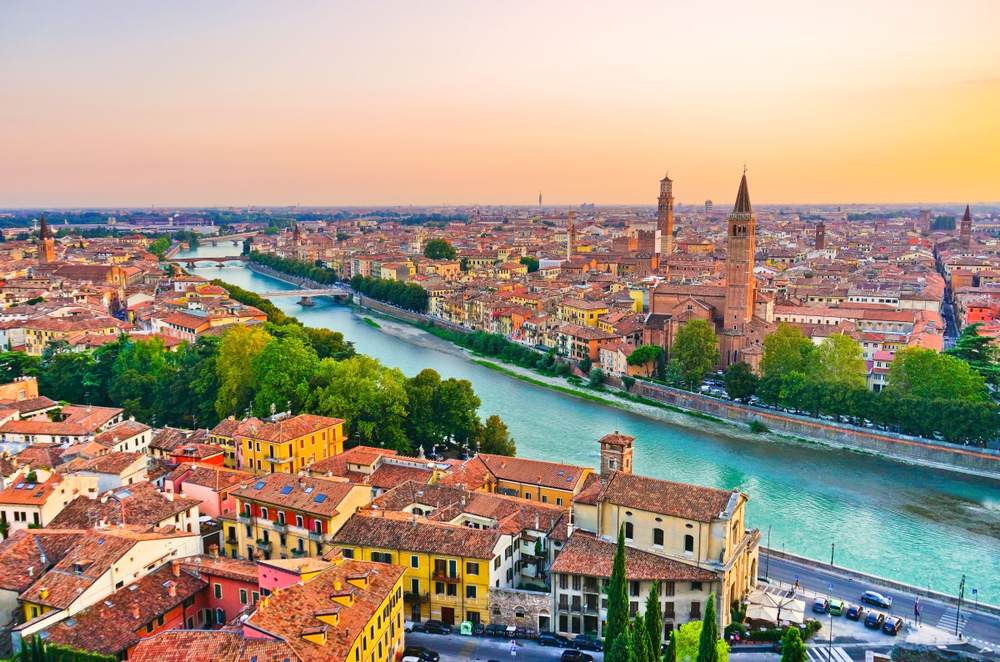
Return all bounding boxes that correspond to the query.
[598,431,634,475]
[722,171,756,334]
[657,173,674,255]
[37,213,55,265]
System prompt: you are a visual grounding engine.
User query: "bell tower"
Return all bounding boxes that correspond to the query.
[598,431,634,475]
[37,214,55,265]
[657,174,674,255]
[723,171,756,333]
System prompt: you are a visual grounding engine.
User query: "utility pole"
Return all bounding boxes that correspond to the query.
[830,542,835,567]
[955,575,966,637]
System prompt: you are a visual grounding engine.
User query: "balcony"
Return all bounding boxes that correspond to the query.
[256,539,272,551]
[272,522,287,534]
[557,602,570,613]
[431,573,461,584]
[308,531,324,542]
[237,513,252,523]
[404,592,431,603]
[291,548,308,557]
[225,537,238,546]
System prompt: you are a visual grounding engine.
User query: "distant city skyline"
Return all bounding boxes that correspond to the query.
[1,1,998,207]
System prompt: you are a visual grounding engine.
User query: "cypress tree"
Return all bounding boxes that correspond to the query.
[780,626,807,662]
[644,579,662,659]
[605,525,630,649]
[664,630,677,662]
[632,614,654,662]
[696,594,719,662]
[607,628,637,662]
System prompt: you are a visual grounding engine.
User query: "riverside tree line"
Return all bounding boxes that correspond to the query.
[0,280,515,458]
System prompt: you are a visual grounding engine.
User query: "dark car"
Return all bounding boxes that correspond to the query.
[812,598,829,614]
[573,636,603,652]
[845,604,864,621]
[561,651,595,662]
[422,620,452,635]
[883,617,904,636]
[472,623,485,636]
[407,623,426,633]
[403,647,440,662]
[864,611,886,630]
[539,633,572,647]
[484,624,503,637]
[861,591,892,609]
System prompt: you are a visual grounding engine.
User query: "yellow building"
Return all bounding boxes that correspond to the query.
[237,414,346,475]
[332,512,512,626]
[557,299,609,327]
[227,473,371,561]
[241,558,406,662]
[461,454,593,507]
[23,315,132,356]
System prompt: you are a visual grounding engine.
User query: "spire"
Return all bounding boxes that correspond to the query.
[733,172,752,215]
[39,213,50,240]
[963,205,971,223]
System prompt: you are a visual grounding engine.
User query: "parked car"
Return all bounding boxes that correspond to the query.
[864,611,886,630]
[407,622,425,633]
[561,651,594,662]
[845,604,864,621]
[422,620,452,635]
[484,624,503,637]
[812,598,829,614]
[861,591,892,609]
[829,600,846,616]
[883,617,904,636]
[539,633,572,648]
[573,636,603,652]
[472,623,485,636]
[403,647,440,662]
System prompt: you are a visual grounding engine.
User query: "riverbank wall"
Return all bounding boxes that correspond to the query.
[602,374,1000,478]
[355,295,470,334]
[247,261,321,288]
[763,546,1000,617]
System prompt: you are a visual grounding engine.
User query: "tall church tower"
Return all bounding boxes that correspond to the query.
[722,172,756,333]
[37,214,55,265]
[815,222,826,250]
[657,174,674,254]
[566,209,575,258]
[960,205,972,250]
[598,431,634,475]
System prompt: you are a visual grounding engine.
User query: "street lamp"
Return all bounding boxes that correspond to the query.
[830,542,835,567]
[827,584,834,662]
[956,575,966,637]
[765,526,772,579]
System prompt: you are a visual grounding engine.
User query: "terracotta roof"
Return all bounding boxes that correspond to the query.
[167,462,255,492]
[366,463,434,490]
[244,559,405,662]
[587,471,735,523]
[128,630,295,662]
[180,554,259,583]
[0,470,63,505]
[93,420,151,445]
[47,481,201,529]
[598,432,634,447]
[230,473,355,518]
[331,511,501,560]
[239,414,345,445]
[13,443,64,470]
[0,529,84,592]
[550,530,718,581]
[478,454,589,491]
[77,452,145,475]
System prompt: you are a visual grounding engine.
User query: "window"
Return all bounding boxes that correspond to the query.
[684,535,694,553]
[630,581,640,597]
[466,585,477,599]
[525,493,531,500]
[435,582,444,595]
[572,575,581,590]
[215,608,226,624]
[630,601,639,617]
[145,623,154,634]
[466,562,479,575]
[240,589,248,605]
[663,581,675,597]
[411,578,420,594]
[277,511,285,525]
[447,584,457,597]
[559,575,568,590]
[690,602,701,619]
[653,529,664,546]
[494,557,501,570]
[214,583,222,599]
[691,582,702,591]
[559,614,568,632]
[556,498,563,506]
[541,495,547,503]
[624,522,634,540]
[157,616,165,627]
[664,602,675,618]
[411,555,420,568]
[343,548,354,559]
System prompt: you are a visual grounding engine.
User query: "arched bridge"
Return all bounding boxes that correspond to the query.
[255,288,351,299]
[169,256,248,265]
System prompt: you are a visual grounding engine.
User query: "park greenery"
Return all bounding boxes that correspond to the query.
[424,327,572,378]
[248,250,339,284]
[672,319,720,387]
[519,256,540,273]
[423,238,457,260]
[723,323,999,443]
[626,344,663,377]
[350,275,428,312]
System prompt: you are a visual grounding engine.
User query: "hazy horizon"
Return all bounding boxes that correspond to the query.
[3,1,998,208]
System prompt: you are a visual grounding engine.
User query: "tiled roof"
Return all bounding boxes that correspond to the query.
[167,462,255,492]
[48,481,201,529]
[0,471,63,505]
[240,414,345,445]
[230,473,355,518]
[13,444,64,470]
[77,452,145,475]
[366,463,433,490]
[93,420,151,445]
[128,630,296,662]
[331,511,501,560]
[309,445,397,475]
[169,443,224,461]
[550,531,717,581]
[591,471,735,523]
[478,454,589,491]
[598,432,634,447]
[0,529,84,592]
[245,559,404,662]
[180,554,259,583]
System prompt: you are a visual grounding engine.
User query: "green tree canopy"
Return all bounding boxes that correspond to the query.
[723,361,758,402]
[696,594,720,662]
[674,621,728,662]
[474,414,516,456]
[627,345,664,377]
[672,319,719,387]
[249,334,319,417]
[759,323,815,377]
[779,626,807,662]
[520,256,540,273]
[888,346,989,402]
[424,239,457,260]
[815,333,866,389]
[945,323,1000,385]
[215,325,273,418]
[644,580,663,661]
[604,525,630,650]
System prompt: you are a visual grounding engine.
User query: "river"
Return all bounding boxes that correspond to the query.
[185,243,1000,603]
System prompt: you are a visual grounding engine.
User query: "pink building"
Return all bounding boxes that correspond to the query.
[256,556,336,593]
[165,462,256,519]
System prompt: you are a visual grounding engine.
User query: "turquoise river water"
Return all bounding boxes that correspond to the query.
[184,244,1000,603]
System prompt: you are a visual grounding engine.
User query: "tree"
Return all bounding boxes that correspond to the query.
[779,627,807,662]
[305,327,356,360]
[436,377,482,447]
[0,351,39,383]
[589,367,605,387]
[424,239,457,260]
[946,323,1000,385]
[888,346,989,402]
[672,320,719,387]
[215,325,273,417]
[579,357,592,374]
[405,369,443,450]
[627,345,664,377]
[662,358,683,386]
[249,335,319,416]
[759,323,815,378]
[664,631,677,662]
[520,256,540,273]
[674,622,728,662]
[644,580,663,662]
[697,594,720,662]
[474,414,516,456]
[816,334,866,389]
[605,526,630,650]
[632,613,654,662]
[723,362,758,402]
[606,633,636,662]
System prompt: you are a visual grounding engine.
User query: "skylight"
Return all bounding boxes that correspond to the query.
[304,486,314,494]
[314,494,327,503]
[116,490,132,498]
[280,485,293,495]
[14,483,24,489]
[254,481,266,490]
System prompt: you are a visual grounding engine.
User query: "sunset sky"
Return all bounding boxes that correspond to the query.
[2,1,998,208]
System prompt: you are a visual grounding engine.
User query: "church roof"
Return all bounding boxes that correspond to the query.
[733,172,753,215]
[660,173,672,183]
[963,205,972,223]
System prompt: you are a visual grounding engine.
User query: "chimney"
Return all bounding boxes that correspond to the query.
[334,579,341,590]
[100,495,108,504]
[299,479,307,489]
[168,582,177,598]
[27,567,33,578]
[40,588,48,599]
[165,492,174,501]
[171,560,180,577]
[132,606,140,619]
[208,544,219,558]
[501,460,506,468]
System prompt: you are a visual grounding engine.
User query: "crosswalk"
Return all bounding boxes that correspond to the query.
[937,608,965,635]
[806,646,853,662]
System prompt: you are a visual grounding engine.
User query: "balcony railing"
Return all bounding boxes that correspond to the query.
[291,548,308,557]
[256,540,272,551]
[404,592,431,603]
[431,573,461,583]
[237,513,252,523]
[308,531,324,542]
[272,522,287,534]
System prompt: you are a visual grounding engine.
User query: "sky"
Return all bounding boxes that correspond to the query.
[1,1,999,208]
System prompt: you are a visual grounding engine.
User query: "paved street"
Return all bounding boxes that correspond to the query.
[762,557,1000,653]
[405,632,604,662]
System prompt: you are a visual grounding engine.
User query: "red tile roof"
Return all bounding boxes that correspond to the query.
[477,454,590,492]
[239,414,345,445]
[230,473,355,518]
[579,471,735,523]
[550,531,717,581]
[129,630,295,662]
[331,511,501,560]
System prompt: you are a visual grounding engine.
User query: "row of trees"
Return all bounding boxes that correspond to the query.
[350,275,428,312]
[722,323,999,443]
[248,250,339,285]
[423,238,457,260]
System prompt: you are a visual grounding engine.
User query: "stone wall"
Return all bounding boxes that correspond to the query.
[355,296,469,334]
[488,587,553,633]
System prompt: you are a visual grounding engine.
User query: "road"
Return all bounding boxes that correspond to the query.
[762,557,1000,652]
[405,631,604,662]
